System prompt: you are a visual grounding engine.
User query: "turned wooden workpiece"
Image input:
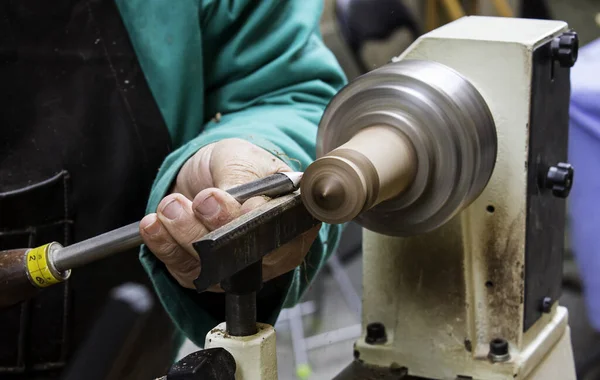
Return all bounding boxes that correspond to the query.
[301,125,417,224]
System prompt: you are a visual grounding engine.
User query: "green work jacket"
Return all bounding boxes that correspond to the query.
[116,0,347,348]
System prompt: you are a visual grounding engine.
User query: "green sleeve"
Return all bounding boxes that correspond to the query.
[116,0,347,347]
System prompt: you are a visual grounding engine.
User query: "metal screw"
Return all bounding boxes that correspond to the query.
[541,297,553,313]
[551,30,579,68]
[365,322,387,345]
[488,338,510,363]
[545,162,574,198]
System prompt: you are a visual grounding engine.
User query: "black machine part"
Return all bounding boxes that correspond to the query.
[523,30,577,331]
[192,193,318,292]
[166,348,235,380]
[221,261,263,336]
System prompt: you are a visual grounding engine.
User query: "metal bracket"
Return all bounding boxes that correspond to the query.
[192,192,321,292]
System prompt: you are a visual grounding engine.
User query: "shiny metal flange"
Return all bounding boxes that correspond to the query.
[316,60,497,236]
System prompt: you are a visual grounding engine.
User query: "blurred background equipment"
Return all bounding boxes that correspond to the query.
[322,0,598,82]
[61,283,154,380]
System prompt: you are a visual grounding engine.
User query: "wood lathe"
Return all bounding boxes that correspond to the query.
[301,15,578,380]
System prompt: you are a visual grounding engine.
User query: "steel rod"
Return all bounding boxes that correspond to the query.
[225,293,257,336]
[54,222,141,272]
[222,260,262,336]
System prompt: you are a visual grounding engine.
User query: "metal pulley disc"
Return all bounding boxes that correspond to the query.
[315,60,497,236]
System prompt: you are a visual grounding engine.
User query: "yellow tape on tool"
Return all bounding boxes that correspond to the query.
[26,244,62,288]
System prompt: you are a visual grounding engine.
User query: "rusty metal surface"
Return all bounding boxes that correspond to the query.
[192,192,320,292]
[480,201,525,346]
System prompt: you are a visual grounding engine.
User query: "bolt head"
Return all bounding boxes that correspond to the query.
[546,162,574,198]
[489,338,510,363]
[365,322,387,345]
[490,338,508,355]
[551,31,579,68]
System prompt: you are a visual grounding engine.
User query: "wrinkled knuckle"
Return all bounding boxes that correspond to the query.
[153,242,181,264]
[179,222,200,237]
[176,226,205,247]
[227,162,260,177]
[173,257,201,279]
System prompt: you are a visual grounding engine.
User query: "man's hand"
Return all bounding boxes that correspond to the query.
[139,138,320,290]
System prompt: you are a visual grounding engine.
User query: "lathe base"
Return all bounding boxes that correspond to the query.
[335,322,575,380]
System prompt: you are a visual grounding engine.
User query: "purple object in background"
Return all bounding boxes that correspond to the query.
[568,37,600,331]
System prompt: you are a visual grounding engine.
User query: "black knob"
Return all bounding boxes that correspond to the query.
[365,322,387,344]
[545,162,574,198]
[489,338,510,362]
[551,30,579,68]
[489,338,509,356]
[167,348,236,380]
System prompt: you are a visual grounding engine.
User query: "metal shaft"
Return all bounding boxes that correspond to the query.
[221,261,262,336]
[54,222,142,272]
[227,172,302,201]
[225,293,257,336]
[52,172,302,273]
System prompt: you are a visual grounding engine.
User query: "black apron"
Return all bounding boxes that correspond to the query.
[0,0,176,378]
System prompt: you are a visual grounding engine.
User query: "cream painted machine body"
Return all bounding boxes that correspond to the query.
[205,322,278,380]
[341,17,576,380]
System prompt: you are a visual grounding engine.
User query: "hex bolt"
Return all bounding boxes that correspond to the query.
[488,338,510,363]
[551,30,579,68]
[365,322,387,345]
[541,297,553,313]
[545,162,574,198]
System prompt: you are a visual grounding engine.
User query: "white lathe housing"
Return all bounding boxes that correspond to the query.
[334,16,577,380]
